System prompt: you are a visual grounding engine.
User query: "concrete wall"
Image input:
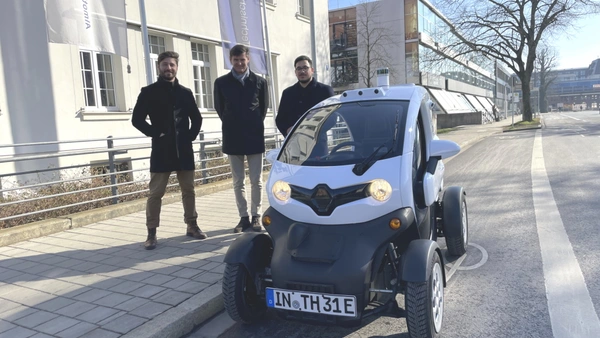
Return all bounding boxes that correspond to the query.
[437,112,482,129]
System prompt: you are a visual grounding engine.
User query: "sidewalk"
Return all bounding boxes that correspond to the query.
[0,115,524,338]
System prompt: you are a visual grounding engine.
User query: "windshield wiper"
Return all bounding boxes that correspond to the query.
[352,111,400,176]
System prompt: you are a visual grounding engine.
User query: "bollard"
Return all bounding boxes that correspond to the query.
[199,131,208,184]
[107,136,119,205]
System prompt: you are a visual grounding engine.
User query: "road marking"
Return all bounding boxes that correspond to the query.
[532,130,600,338]
[559,114,583,121]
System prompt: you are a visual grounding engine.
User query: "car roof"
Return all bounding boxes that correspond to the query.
[314,84,427,109]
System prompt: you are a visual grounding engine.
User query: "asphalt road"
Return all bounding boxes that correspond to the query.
[189,111,600,338]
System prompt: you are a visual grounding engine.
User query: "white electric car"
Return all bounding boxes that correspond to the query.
[223,77,468,338]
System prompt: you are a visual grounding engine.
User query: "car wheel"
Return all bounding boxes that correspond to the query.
[222,263,266,324]
[442,187,468,256]
[405,253,444,338]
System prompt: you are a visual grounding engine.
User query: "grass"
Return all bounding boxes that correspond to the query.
[436,127,456,134]
[503,117,541,131]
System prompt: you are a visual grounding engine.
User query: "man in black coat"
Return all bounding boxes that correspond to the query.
[132,51,206,250]
[276,55,334,137]
[214,44,269,233]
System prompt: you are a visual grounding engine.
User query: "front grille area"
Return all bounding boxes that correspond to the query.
[290,183,369,216]
[286,282,334,294]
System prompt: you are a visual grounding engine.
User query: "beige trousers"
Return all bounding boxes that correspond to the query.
[146,171,197,229]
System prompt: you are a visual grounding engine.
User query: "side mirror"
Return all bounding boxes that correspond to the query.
[430,139,460,159]
[266,148,280,164]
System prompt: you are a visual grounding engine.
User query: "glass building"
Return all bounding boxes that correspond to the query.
[329,0,515,128]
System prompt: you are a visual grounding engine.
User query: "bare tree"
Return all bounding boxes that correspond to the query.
[354,0,400,87]
[535,46,558,113]
[431,0,600,121]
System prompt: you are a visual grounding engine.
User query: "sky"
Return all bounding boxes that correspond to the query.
[328,0,599,70]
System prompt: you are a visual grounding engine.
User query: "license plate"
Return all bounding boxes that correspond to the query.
[266,287,357,317]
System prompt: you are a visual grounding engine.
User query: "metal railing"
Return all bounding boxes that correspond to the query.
[0,128,283,227]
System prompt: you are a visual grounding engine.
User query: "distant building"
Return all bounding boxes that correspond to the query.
[542,59,600,111]
[328,0,515,128]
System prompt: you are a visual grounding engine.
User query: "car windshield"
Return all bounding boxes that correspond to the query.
[278,100,409,166]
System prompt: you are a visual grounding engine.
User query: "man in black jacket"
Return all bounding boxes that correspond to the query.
[276,55,334,137]
[214,44,269,233]
[132,51,206,250]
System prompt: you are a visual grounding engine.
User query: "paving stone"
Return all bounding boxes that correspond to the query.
[175,280,210,294]
[22,279,76,295]
[70,261,103,272]
[36,267,74,279]
[0,269,26,283]
[37,255,70,265]
[54,321,97,338]
[0,305,38,321]
[0,326,37,338]
[76,306,121,324]
[0,319,16,334]
[2,288,55,307]
[13,310,58,328]
[33,315,80,335]
[127,285,165,299]
[93,293,133,307]
[78,328,120,338]
[128,301,171,319]
[160,277,190,289]
[30,333,55,338]
[0,299,22,315]
[35,297,76,312]
[193,271,222,284]
[152,289,192,306]
[56,301,97,317]
[90,278,125,290]
[114,297,150,311]
[118,271,156,283]
[140,274,175,286]
[100,314,147,334]
[108,280,144,294]
[170,267,202,279]
[73,289,113,303]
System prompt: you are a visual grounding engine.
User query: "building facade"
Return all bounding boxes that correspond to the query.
[541,59,600,111]
[0,0,329,183]
[329,0,514,128]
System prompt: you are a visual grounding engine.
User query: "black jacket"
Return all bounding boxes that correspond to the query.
[276,78,334,136]
[132,78,202,172]
[214,71,269,155]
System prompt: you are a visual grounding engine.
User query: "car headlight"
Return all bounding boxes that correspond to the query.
[272,180,291,201]
[368,179,392,202]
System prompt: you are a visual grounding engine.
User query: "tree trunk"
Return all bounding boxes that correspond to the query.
[522,84,533,122]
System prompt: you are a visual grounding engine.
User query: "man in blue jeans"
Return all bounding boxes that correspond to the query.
[214,44,269,233]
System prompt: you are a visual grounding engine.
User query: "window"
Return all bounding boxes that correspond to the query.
[148,34,166,81]
[298,0,306,16]
[80,51,116,108]
[191,42,213,109]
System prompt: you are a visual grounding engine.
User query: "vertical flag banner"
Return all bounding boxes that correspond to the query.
[217,0,267,74]
[45,0,128,57]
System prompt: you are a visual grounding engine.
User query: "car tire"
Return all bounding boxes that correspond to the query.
[405,252,444,338]
[442,187,468,256]
[222,263,266,324]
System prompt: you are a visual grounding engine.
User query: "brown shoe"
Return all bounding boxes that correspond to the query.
[251,216,262,232]
[144,235,157,250]
[187,223,207,239]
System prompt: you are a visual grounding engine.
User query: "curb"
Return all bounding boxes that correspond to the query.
[502,125,542,133]
[123,284,223,338]
[0,179,234,247]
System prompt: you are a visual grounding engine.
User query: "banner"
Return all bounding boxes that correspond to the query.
[217,0,267,74]
[45,0,128,57]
